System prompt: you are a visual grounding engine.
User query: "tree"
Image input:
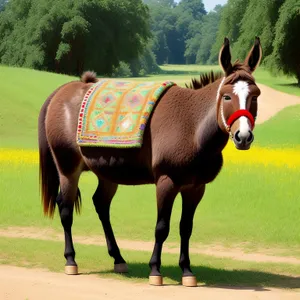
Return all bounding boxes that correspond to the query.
[268,0,300,85]
[0,0,151,76]
[233,0,285,62]
[145,0,207,64]
[145,0,179,64]
[174,0,206,63]
[185,5,223,64]
[208,0,249,64]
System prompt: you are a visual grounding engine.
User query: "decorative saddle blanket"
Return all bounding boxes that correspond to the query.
[77,79,176,148]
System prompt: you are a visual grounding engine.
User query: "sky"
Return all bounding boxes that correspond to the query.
[175,0,228,12]
[202,0,228,12]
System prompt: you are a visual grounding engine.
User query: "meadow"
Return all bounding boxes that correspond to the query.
[0,64,300,287]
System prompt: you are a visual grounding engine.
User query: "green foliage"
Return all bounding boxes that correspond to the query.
[185,5,223,64]
[267,0,300,85]
[112,62,133,78]
[0,0,152,76]
[129,42,161,76]
[146,0,208,64]
[209,0,250,63]
[233,0,285,62]
[145,0,179,64]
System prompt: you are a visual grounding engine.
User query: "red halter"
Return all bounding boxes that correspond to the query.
[227,109,255,131]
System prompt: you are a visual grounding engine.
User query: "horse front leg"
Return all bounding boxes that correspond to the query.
[149,175,179,286]
[179,184,205,287]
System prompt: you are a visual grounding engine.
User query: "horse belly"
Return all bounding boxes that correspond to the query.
[98,166,154,185]
[81,147,154,185]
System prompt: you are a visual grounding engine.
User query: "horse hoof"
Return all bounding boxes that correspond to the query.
[114,263,128,273]
[149,275,163,286]
[65,265,78,275]
[182,275,197,287]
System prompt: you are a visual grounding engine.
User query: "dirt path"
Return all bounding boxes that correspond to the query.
[1,265,299,300]
[252,83,300,124]
[1,227,300,265]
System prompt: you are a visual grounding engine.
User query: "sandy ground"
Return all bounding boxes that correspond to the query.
[1,84,300,299]
[255,83,300,124]
[1,265,299,300]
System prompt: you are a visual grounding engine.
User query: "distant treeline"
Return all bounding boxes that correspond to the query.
[0,0,299,83]
[146,0,299,84]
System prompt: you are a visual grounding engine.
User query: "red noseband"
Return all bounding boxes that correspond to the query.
[227,109,255,130]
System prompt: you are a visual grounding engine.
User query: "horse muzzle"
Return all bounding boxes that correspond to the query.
[227,110,255,151]
[232,129,254,150]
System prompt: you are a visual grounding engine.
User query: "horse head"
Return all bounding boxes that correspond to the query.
[216,37,262,150]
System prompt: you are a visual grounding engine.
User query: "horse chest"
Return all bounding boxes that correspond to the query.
[173,154,224,185]
[195,153,223,180]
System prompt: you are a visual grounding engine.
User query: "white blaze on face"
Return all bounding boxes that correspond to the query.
[233,81,250,135]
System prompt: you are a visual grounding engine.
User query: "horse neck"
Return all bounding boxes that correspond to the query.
[189,79,229,154]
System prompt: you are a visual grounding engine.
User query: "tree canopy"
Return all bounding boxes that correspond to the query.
[267,0,300,84]
[0,0,151,76]
[0,0,298,82]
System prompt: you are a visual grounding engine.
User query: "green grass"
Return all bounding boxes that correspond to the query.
[0,65,77,148]
[1,237,300,288]
[1,162,299,253]
[254,68,300,97]
[254,105,300,148]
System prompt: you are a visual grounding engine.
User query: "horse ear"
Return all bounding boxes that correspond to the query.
[244,36,262,73]
[219,37,232,75]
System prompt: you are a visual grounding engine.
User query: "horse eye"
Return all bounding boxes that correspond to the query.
[223,95,231,101]
[252,96,258,102]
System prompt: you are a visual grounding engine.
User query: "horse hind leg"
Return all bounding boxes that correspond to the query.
[51,148,83,275]
[56,173,82,275]
[92,179,127,273]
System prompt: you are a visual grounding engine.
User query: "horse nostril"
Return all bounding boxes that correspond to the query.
[234,130,241,143]
[247,131,254,143]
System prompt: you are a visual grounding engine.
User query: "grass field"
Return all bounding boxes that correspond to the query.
[0,64,300,286]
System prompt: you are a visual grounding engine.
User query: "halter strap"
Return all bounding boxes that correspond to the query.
[227,109,255,130]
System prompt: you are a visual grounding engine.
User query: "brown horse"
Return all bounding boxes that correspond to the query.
[38,37,262,287]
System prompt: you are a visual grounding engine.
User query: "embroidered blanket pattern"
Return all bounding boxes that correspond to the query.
[77,79,175,148]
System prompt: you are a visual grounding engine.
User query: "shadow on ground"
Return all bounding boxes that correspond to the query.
[86,263,300,290]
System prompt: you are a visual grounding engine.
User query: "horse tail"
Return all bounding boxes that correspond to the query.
[81,71,98,84]
[38,88,61,218]
[39,73,96,217]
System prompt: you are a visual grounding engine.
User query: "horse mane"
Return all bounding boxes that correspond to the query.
[186,61,255,90]
[185,70,223,90]
[224,61,256,85]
